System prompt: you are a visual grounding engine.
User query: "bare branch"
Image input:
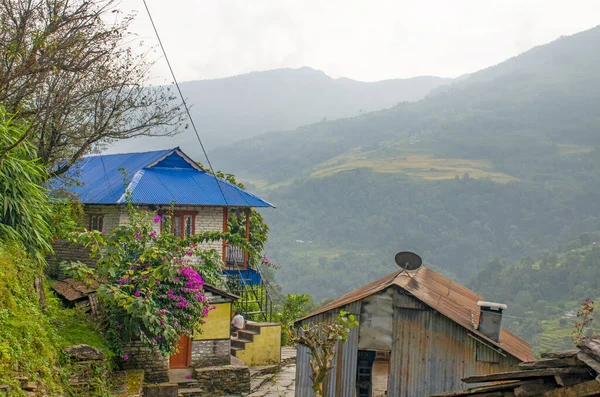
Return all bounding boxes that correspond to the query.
[0,0,185,177]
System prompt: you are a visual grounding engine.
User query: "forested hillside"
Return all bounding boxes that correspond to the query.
[262,149,600,300]
[108,67,449,154]
[468,235,600,353]
[227,25,600,311]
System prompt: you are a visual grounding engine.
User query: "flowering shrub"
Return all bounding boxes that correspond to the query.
[262,255,279,269]
[63,205,250,357]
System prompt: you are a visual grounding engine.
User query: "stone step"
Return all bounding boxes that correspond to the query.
[231,346,243,356]
[237,329,258,341]
[244,323,263,334]
[231,339,248,350]
[177,387,204,397]
[173,380,201,389]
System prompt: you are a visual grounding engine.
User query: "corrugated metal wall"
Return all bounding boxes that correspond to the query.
[296,287,521,397]
[295,301,361,397]
[388,289,520,396]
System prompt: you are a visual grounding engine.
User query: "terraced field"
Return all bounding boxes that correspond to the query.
[557,144,595,156]
[312,149,518,183]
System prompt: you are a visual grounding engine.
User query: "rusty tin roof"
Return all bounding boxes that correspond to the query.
[51,278,98,302]
[297,266,534,362]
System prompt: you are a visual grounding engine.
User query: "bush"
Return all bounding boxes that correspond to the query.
[0,242,112,395]
[0,109,53,259]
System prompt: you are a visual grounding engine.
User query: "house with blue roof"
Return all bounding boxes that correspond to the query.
[56,147,272,268]
[50,147,281,371]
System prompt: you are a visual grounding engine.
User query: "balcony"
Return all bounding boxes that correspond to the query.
[225,243,246,270]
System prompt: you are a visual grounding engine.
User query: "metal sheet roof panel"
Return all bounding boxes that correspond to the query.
[55,148,273,207]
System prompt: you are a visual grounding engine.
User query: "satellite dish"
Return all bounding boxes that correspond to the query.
[394,251,423,271]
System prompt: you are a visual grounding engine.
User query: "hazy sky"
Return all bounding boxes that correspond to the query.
[120,0,600,83]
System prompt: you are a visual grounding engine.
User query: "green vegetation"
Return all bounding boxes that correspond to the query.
[468,235,600,354]
[0,243,111,395]
[263,165,600,300]
[0,109,53,258]
[290,311,358,397]
[273,293,318,345]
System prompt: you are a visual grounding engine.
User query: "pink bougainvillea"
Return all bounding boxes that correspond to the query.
[65,206,235,357]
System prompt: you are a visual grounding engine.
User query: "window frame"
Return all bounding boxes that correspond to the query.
[89,215,104,231]
[159,211,197,238]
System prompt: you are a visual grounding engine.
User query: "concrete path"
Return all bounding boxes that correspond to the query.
[246,362,295,397]
[244,347,296,397]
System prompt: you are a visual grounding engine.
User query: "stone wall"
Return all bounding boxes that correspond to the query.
[120,341,169,383]
[194,365,250,395]
[190,339,231,368]
[46,240,97,280]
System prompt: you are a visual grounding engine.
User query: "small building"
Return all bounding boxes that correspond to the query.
[49,148,281,375]
[118,284,240,382]
[50,147,272,265]
[294,264,535,397]
[170,285,239,369]
[49,147,276,318]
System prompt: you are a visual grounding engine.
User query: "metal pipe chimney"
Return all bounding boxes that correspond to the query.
[477,301,507,342]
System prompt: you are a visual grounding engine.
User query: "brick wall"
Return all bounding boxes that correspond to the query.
[134,205,225,253]
[83,205,225,252]
[120,341,169,383]
[190,339,231,368]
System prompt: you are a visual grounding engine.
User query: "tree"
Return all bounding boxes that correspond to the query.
[274,293,317,345]
[0,0,185,176]
[289,311,358,397]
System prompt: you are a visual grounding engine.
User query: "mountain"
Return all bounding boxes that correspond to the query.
[213,25,600,184]
[107,67,450,154]
[206,26,600,307]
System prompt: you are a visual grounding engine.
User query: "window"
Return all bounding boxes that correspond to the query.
[89,215,104,231]
[160,212,196,238]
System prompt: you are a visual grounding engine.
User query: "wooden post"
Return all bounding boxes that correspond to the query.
[222,207,228,264]
[244,208,250,270]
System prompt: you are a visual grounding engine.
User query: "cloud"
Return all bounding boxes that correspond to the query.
[120,0,600,82]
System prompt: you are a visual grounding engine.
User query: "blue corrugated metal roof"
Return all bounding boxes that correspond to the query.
[57,148,273,207]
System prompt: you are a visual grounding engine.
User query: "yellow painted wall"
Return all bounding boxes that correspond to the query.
[194,302,231,341]
[236,324,281,366]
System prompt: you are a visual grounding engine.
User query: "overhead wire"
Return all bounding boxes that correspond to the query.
[140,1,340,308]
[99,155,115,200]
[141,0,228,205]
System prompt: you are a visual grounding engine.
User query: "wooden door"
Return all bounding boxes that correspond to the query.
[169,335,191,368]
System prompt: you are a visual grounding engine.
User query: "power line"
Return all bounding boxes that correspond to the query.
[141,0,228,205]
[99,155,115,200]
